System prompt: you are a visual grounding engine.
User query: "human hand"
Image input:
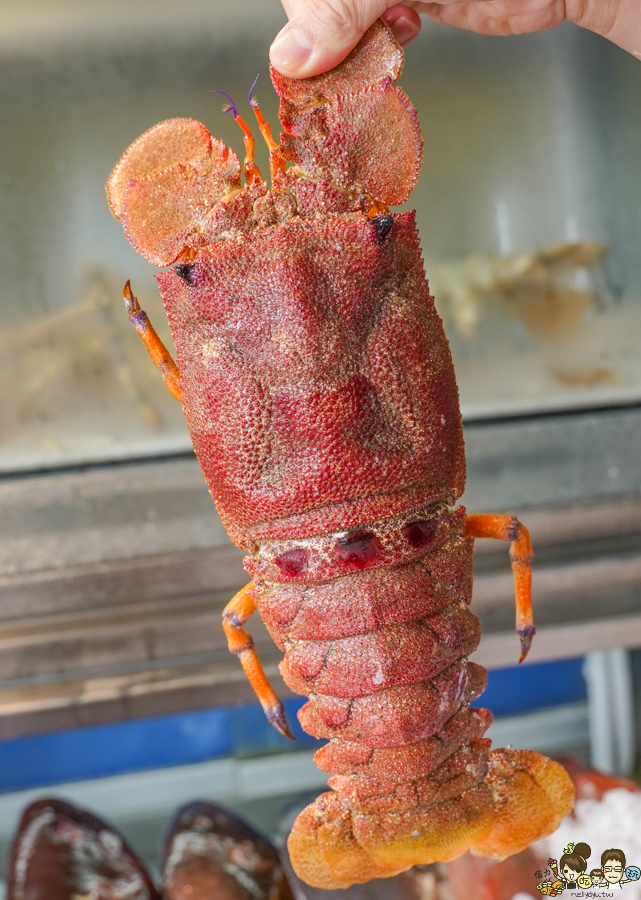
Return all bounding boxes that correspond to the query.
[270,0,640,77]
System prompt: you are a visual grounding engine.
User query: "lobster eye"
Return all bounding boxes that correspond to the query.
[175,262,196,285]
[373,214,393,242]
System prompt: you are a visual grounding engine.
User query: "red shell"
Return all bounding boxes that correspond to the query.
[158,211,464,545]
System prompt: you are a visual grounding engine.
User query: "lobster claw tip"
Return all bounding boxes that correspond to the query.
[122,280,139,318]
[267,703,296,741]
[517,625,536,664]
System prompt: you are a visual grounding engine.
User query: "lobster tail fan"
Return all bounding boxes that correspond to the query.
[271,19,423,207]
[106,118,241,266]
[469,749,575,860]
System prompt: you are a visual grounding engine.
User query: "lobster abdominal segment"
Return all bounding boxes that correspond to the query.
[251,504,494,864]
[252,506,481,703]
[248,501,451,584]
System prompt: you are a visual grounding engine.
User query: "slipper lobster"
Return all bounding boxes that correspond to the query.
[106,20,574,889]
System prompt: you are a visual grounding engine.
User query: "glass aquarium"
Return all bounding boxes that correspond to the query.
[1,11,641,889]
[1,0,641,472]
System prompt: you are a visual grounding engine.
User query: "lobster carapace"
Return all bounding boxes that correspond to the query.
[107,21,573,889]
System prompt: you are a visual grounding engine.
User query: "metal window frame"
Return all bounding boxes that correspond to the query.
[1,405,641,739]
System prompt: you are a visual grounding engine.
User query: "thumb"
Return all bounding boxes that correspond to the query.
[270,0,401,77]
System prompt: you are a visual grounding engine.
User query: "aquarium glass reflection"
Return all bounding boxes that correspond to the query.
[1,1,641,472]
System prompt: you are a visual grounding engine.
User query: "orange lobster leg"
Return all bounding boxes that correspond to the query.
[223,582,294,739]
[123,281,181,402]
[464,513,534,663]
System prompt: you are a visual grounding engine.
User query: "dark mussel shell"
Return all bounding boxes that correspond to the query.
[161,801,293,900]
[6,797,160,900]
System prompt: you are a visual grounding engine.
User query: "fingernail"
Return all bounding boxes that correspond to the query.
[270,25,313,73]
[395,17,420,46]
[385,12,421,47]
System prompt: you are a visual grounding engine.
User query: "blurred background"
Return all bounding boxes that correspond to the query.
[2,0,641,890]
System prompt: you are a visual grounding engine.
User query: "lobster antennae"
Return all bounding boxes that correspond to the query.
[248,74,260,109]
[212,89,262,185]
[213,89,239,119]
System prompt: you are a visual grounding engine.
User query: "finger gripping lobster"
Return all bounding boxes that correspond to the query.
[107,22,573,889]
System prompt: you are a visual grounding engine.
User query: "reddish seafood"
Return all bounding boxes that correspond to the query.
[6,798,160,900]
[106,20,573,889]
[6,797,291,900]
[162,801,292,900]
